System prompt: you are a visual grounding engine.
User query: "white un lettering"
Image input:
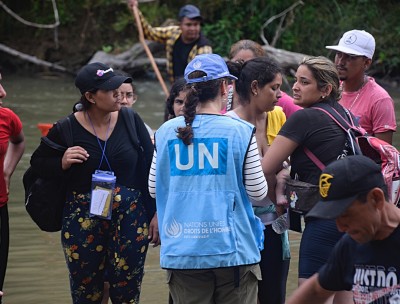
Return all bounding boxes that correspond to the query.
[175,142,219,170]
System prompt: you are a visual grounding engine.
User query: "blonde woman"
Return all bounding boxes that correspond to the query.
[262,56,353,303]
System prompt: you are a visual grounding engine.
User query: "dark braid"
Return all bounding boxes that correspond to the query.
[177,71,224,145]
[177,85,199,145]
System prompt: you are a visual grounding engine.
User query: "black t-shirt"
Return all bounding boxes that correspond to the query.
[279,100,350,185]
[31,111,154,193]
[319,225,400,303]
[172,37,196,79]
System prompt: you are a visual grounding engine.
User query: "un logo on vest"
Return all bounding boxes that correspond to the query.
[164,219,183,238]
[168,138,228,176]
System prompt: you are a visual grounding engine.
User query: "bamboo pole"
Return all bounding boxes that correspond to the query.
[130,4,169,97]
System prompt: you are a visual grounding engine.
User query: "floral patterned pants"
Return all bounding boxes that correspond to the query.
[62,186,150,303]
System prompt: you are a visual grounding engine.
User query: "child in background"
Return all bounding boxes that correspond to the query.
[165,78,187,120]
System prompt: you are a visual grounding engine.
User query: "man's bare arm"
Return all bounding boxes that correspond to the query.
[374,130,393,145]
[286,274,336,304]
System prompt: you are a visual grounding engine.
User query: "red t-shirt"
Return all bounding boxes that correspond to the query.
[0,107,23,206]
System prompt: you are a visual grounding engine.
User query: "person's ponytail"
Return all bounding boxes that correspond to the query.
[177,86,198,145]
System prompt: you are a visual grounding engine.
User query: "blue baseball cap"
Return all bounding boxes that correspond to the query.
[184,54,238,84]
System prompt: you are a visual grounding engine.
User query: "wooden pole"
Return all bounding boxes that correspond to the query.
[131,5,169,97]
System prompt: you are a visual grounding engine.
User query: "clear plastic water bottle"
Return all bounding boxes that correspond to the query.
[272,213,289,234]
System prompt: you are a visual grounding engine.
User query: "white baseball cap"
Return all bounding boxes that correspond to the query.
[326,30,375,59]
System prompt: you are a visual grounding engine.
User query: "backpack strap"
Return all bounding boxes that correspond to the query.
[119,107,156,219]
[40,116,73,151]
[313,103,364,134]
[120,107,144,153]
[313,104,350,128]
[303,147,325,170]
[41,137,67,151]
[301,103,363,169]
[311,104,363,155]
[56,116,73,147]
[299,104,345,170]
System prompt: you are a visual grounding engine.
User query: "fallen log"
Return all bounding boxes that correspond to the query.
[89,41,167,76]
[0,43,73,74]
[1,39,305,78]
[263,45,306,74]
[89,41,307,79]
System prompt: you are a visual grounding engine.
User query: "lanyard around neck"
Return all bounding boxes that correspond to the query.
[86,112,112,171]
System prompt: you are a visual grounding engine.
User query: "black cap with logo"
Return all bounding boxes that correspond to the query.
[75,62,132,95]
[306,155,385,220]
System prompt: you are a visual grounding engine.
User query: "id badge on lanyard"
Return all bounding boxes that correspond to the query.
[87,112,116,220]
[89,170,116,219]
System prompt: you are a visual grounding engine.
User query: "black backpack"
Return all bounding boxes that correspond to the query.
[23,117,73,232]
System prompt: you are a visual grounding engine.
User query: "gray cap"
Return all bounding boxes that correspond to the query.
[178,4,202,20]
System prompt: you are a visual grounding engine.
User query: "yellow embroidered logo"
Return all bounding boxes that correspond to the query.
[319,173,333,198]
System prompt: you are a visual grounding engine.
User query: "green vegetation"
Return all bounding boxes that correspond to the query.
[1,0,399,78]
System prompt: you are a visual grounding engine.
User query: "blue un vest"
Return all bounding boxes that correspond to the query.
[155,114,264,269]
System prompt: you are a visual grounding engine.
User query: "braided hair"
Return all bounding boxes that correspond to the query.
[177,71,224,145]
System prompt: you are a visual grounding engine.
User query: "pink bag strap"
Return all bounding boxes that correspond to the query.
[303,104,363,171]
[303,147,326,170]
[313,105,365,135]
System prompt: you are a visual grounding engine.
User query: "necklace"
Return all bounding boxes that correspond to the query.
[348,76,368,111]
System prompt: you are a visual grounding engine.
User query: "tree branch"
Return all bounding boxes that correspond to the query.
[260,0,304,46]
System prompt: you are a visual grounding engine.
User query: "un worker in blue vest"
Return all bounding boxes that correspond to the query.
[148,54,269,303]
